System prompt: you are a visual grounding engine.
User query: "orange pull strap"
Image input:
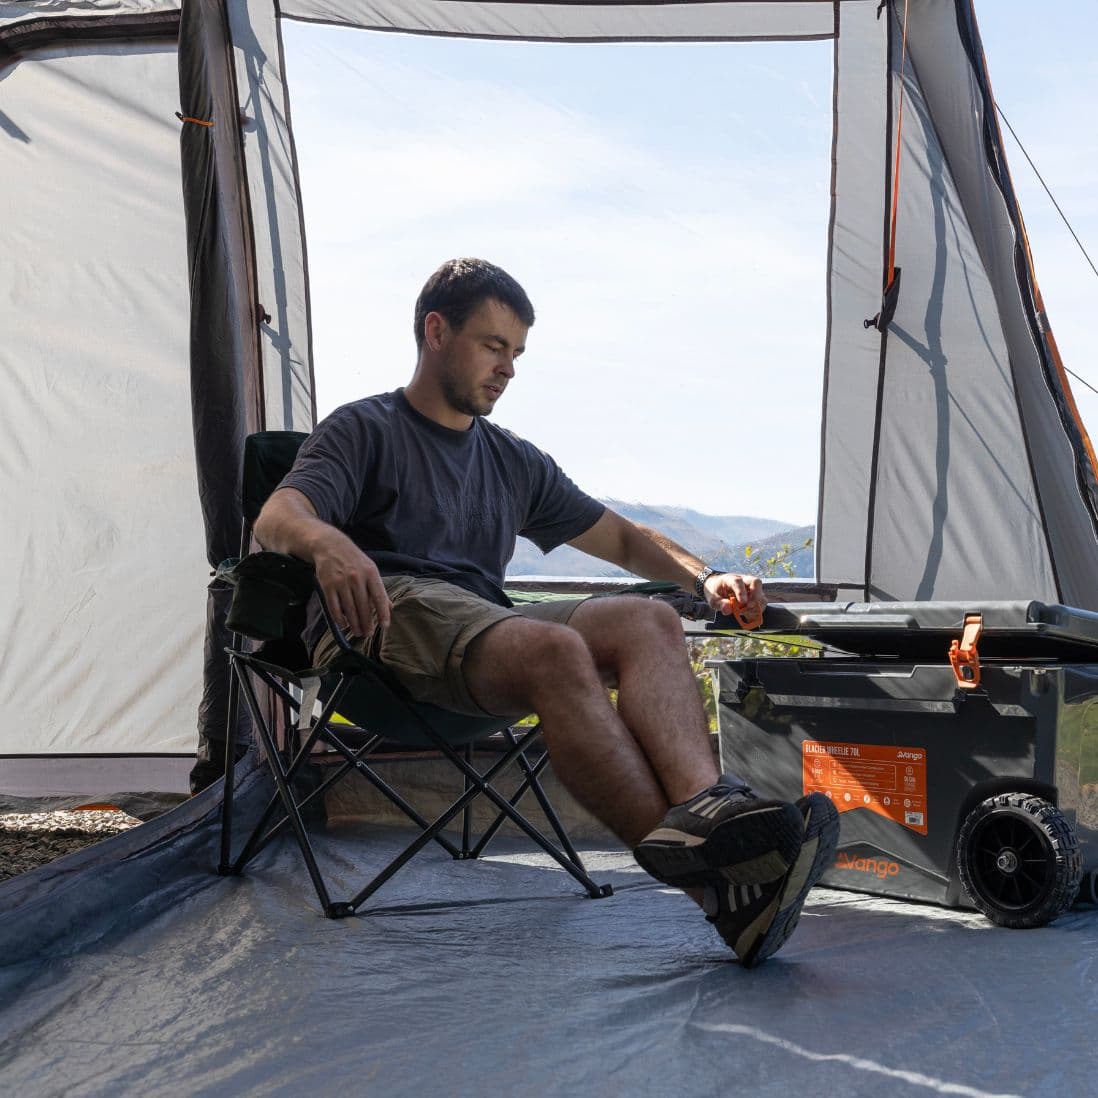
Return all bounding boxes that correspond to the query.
[865,0,910,332]
[885,0,910,290]
[176,111,215,128]
[949,614,983,689]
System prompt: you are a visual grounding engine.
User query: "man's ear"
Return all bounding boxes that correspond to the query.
[423,310,449,352]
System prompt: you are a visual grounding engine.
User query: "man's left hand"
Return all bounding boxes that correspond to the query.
[702,572,766,623]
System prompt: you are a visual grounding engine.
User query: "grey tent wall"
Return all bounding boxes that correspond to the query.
[178,0,265,766]
[0,12,179,61]
[815,0,889,597]
[226,0,317,435]
[817,0,1098,608]
[945,0,1098,607]
[867,0,1056,604]
[1,10,205,793]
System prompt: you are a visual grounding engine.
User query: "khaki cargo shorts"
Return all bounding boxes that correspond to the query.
[311,575,587,717]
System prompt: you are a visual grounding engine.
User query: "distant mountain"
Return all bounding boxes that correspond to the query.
[507,501,815,579]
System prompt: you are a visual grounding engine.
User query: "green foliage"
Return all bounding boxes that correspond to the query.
[688,633,821,731]
[741,535,814,579]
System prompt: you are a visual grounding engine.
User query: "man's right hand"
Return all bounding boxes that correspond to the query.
[311,529,391,639]
[254,486,391,639]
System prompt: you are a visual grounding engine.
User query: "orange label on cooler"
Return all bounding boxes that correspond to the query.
[802,740,927,835]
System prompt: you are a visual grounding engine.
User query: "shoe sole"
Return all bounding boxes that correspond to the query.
[634,801,806,887]
[739,793,840,968]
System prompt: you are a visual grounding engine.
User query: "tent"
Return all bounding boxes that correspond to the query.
[3,3,1098,1091]
[4,0,1095,801]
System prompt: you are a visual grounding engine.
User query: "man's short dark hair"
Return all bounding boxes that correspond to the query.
[414,258,535,351]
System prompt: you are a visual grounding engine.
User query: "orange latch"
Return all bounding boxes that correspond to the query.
[949,613,983,689]
[733,600,764,632]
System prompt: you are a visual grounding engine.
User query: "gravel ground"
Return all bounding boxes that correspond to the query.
[0,810,143,882]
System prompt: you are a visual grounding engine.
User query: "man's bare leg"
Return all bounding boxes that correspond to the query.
[461,602,833,965]
[515,594,804,889]
[461,615,676,847]
[565,596,720,805]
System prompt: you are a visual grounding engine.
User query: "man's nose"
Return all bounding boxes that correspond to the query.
[497,357,516,378]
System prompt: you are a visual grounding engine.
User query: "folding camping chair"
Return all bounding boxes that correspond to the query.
[216,431,612,918]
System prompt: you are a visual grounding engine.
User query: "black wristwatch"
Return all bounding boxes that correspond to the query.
[694,566,717,598]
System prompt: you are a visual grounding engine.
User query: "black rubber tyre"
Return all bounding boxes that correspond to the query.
[956,793,1082,929]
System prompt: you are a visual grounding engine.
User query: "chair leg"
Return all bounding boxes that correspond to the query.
[346,728,611,910]
[428,729,612,900]
[231,659,347,916]
[488,726,587,869]
[466,741,551,859]
[250,723,465,863]
[229,670,354,869]
[222,661,611,917]
[345,753,520,909]
[320,727,463,859]
[459,726,592,884]
[218,646,244,875]
[461,742,473,857]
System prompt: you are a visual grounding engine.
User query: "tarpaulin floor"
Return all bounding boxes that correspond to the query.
[2,803,1097,1097]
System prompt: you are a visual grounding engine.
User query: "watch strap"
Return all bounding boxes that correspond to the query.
[694,566,716,598]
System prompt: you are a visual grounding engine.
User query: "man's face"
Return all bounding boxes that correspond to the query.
[432,298,528,419]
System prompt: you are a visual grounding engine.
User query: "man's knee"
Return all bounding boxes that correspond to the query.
[525,620,600,687]
[577,595,685,655]
[641,596,688,639]
[464,616,601,713]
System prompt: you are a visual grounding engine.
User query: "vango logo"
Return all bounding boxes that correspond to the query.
[835,852,901,880]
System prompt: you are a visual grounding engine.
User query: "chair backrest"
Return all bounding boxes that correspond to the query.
[242,431,310,530]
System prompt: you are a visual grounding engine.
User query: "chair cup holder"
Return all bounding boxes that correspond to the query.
[220,552,317,641]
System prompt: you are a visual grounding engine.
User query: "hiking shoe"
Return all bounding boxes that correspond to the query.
[634,776,806,887]
[704,792,840,968]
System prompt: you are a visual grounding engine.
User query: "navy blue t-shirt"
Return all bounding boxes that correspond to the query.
[279,389,605,609]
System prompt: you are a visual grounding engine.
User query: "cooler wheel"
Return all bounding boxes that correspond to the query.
[956,793,1082,928]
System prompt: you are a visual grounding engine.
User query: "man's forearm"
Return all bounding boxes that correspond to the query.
[254,488,344,562]
[568,509,710,590]
[618,522,708,591]
[569,507,766,617]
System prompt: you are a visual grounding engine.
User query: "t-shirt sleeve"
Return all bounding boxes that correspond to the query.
[278,405,367,527]
[519,443,605,554]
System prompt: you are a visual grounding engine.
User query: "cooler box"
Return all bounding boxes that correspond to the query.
[710,601,1098,927]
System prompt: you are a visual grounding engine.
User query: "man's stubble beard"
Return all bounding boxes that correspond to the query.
[439,356,494,419]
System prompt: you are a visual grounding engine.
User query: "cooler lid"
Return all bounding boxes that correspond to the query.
[710,600,1098,661]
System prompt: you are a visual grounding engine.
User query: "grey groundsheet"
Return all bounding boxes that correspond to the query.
[1,810,1096,1098]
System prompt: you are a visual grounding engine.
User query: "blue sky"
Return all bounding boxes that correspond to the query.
[282,1,1097,528]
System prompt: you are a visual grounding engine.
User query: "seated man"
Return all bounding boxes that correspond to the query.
[254,258,838,967]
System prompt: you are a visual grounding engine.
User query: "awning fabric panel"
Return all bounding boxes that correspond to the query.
[276,0,838,41]
[0,40,206,763]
